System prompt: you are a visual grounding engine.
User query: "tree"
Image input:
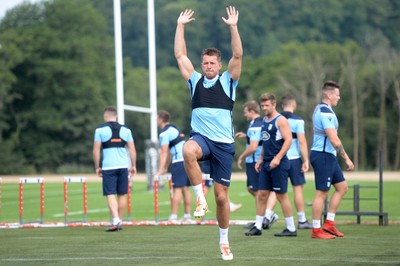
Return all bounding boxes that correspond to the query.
[0,0,115,173]
[340,42,366,169]
[365,31,393,168]
[394,77,400,169]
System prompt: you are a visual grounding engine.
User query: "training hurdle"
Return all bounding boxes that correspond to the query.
[0,177,2,216]
[323,151,389,225]
[19,177,45,224]
[63,177,87,225]
[153,174,213,224]
[153,174,173,223]
[127,176,133,221]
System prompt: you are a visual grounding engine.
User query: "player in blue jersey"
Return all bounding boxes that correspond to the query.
[236,100,263,196]
[154,111,192,223]
[310,81,354,239]
[245,93,296,237]
[236,100,278,230]
[174,6,242,260]
[93,106,137,232]
[281,94,312,229]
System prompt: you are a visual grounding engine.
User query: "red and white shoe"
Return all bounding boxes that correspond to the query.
[323,221,344,237]
[193,198,208,219]
[220,244,233,260]
[311,228,336,239]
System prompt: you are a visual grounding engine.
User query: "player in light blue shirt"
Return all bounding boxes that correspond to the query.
[236,100,263,196]
[281,94,312,229]
[311,104,338,155]
[174,7,243,260]
[93,106,137,232]
[154,111,191,222]
[188,70,238,143]
[94,126,134,170]
[310,81,354,239]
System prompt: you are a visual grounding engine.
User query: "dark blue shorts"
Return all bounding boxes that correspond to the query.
[102,168,129,196]
[246,162,260,191]
[310,151,345,191]
[288,158,306,186]
[200,160,211,173]
[259,158,290,193]
[190,134,235,187]
[171,161,191,187]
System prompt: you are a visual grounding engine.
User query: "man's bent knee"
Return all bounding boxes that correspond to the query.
[334,181,348,194]
[183,140,202,160]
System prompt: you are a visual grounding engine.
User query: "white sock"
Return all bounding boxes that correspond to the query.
[327,212,335,221]
[169,214,178,220]
[183,213,191,219]
[255,215,264,230]
[219,227,229,245]
[112,217,121,225]
[285,216,296,232]
[312,220,321,229]
[297,212,306,223]
[192,184,206,203]
[265,209,274,220]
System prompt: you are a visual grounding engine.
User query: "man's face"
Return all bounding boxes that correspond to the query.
[156,116,162,128]
[260,100,275,117]
[330,88,341,107]
[243,107,253,121]
[201,55,222,79]
[292,100,297,112]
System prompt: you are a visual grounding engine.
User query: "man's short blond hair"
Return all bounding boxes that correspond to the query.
[259,93,276,104]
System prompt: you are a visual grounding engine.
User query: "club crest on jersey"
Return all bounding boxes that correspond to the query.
[262,131,270,141]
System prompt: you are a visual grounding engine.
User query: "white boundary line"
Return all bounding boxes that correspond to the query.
[1,256,398,264]
[0,219,253,229]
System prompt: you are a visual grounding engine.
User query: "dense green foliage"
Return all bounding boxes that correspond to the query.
[0,0,399,173]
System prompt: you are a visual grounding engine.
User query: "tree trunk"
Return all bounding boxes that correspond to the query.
[394,80,400,169]
[377,69,389,169]
[342,53,359,168]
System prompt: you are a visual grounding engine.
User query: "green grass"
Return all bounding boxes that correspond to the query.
[0,225,399,265]
[1,180,399,224]
[0,180,400,265]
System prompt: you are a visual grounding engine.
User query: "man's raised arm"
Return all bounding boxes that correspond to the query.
[174,9,195,81]
[222,6,243,80]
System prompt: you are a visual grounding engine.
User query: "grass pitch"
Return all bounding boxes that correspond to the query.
[0,178,399,265]
[0,224,399,265]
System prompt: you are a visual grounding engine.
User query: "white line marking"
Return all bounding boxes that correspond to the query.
[53,208,108,217]
[1,257,398,264]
